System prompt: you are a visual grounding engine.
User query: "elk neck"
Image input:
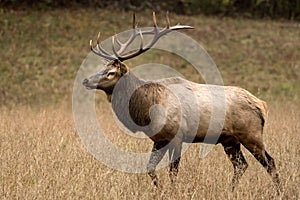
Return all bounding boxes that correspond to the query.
[110,71,170,134]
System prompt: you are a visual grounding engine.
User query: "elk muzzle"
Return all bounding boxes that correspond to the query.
[82,73,102,90]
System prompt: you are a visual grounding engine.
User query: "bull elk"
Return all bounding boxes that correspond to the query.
[82,12,281,193]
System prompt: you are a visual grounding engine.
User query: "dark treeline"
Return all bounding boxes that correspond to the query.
[1,0,300,20]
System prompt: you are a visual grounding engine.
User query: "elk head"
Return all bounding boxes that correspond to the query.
[82,59,129,94]
[82,12,193,94]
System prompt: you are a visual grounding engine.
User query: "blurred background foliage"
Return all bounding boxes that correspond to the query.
[0,1,299,107]
[1,0,300,20]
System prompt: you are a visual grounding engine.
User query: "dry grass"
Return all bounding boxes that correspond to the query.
[0,7,299,200]
[1,101,299,199]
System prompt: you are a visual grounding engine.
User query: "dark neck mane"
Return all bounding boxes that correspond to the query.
[109,71,186,136]
[110,71,149,133]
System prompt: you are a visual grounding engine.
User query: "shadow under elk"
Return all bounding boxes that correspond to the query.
[82,12,281,193]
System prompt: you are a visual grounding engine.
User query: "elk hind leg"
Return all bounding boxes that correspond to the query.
[223,142,248,191]
[262,150,281,194]
[241,134,281,194]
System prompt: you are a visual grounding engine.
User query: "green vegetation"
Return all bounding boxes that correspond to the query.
[0,8,299,107]
[1,0,300,20]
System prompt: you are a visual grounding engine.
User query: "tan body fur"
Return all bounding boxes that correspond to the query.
[84,67,281,193]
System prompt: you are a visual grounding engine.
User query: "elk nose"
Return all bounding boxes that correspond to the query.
[82,79,89,86]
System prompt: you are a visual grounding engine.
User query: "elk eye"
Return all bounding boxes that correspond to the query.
[107,71,116,77]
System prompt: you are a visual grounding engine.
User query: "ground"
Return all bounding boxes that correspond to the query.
[0,8,299,199]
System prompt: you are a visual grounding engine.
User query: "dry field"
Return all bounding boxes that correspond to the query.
[0,8,300,200]
[1,101,299,199]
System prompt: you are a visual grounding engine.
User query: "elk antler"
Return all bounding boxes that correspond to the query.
[90,12,194,62]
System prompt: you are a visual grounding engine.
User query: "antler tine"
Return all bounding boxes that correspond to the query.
[93,32,114,57]
[98,44,114,57]
[138,29,144,50]
[114,28,138,56]
[115,34,123,46]
[112,13,137,48]
[90,12,193,62]
[109,13,139,58]
[96,32,101,44]
[90,40,93,51]
[118,29,143,61]
[90,39,116,60]
[115,12,194,61]
[132,13,137,29]
[153,12,158,29]
[166,11,170,29]
[111,35,120,58]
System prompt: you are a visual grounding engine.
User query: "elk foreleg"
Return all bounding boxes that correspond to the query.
[147,142,168,187]
[169,139,183,183]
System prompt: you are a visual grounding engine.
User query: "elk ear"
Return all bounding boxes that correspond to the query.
[118,62,129,75]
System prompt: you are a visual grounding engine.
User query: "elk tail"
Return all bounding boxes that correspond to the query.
[256,100,268,128]
[245,90,268,129]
